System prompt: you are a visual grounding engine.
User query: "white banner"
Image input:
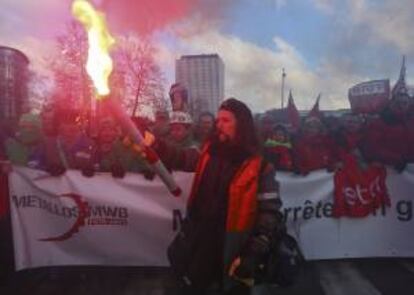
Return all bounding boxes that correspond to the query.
[349,80,389,96]
[348,79,390,113]
[9,165,414,270]
[9,167,192,271]
[280,166,414,260]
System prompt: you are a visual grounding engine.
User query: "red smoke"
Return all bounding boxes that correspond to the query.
[99,0,228,35]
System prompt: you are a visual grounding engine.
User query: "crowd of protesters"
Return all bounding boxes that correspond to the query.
[261,92,414,175]
[0,108,214,180]
[1,84,414,180]
[0,83,220,290]
[1,81,414,294]
[0,85,223,182]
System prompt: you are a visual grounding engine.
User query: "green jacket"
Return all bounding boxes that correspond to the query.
[98,139,148,172]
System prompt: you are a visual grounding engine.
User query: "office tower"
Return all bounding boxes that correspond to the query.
[0,46,29,120]
[175,54,224,118]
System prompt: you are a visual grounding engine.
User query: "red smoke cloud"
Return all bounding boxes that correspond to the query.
[99,0,229,35]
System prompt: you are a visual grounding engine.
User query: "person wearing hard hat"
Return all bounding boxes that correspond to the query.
[168,111,198,149]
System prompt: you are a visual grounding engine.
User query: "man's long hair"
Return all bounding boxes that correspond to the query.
[216,98,260,156]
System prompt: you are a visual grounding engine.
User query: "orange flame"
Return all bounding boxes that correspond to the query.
[72,0,115,96]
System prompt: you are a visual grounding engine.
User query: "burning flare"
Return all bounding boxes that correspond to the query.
[72,0,115,96]
[71,0,181,196]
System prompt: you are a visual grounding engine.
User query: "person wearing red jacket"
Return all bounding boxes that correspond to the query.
[405,104,414,164]
[292,116,339,175]
[332,114,365,161]
[359,96,411,172]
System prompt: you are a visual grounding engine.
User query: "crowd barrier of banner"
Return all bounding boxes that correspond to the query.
[8,165,414,271]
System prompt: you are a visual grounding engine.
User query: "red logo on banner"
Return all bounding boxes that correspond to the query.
[33,193,129,242]
[333,156,391,217]
[38,193,89,242]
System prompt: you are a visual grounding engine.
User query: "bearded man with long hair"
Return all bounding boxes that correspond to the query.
[153,98,284,295]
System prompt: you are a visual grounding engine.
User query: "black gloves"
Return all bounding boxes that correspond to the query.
[234,256,256,279]
[142,169,155,180]
[81,166,95,178]
[46,163,66,177]
[394,161,407,173]
[263,150,280,168]
[111,163,126,178]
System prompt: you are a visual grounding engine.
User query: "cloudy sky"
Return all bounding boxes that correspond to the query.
[1,0,413,112]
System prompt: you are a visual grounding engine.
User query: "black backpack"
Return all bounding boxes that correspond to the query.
[256,232,305,287]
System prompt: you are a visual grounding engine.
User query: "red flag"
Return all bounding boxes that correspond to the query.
[308,93,322,118]
[348,80,390,114]
[333,155,390,218]
[287,90,300,129]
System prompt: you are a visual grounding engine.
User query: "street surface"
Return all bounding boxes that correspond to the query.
[1,258,414,295]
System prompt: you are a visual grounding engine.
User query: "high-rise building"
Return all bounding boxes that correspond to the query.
[175,54,224,118]
[0,46,29,120]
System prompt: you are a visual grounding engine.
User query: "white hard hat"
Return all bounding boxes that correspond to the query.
[170,111,193,125]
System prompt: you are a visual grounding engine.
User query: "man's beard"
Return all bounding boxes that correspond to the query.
[210,131,234,148]
[217,131,232,143]
[209,131,249,164]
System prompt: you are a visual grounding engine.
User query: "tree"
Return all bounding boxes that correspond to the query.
[27,70,53,113]
[48,21,92,111]
[47,24,167,120]
[112,34,167,118]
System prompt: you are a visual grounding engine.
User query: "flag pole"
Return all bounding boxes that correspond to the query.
[281,68,286,109]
